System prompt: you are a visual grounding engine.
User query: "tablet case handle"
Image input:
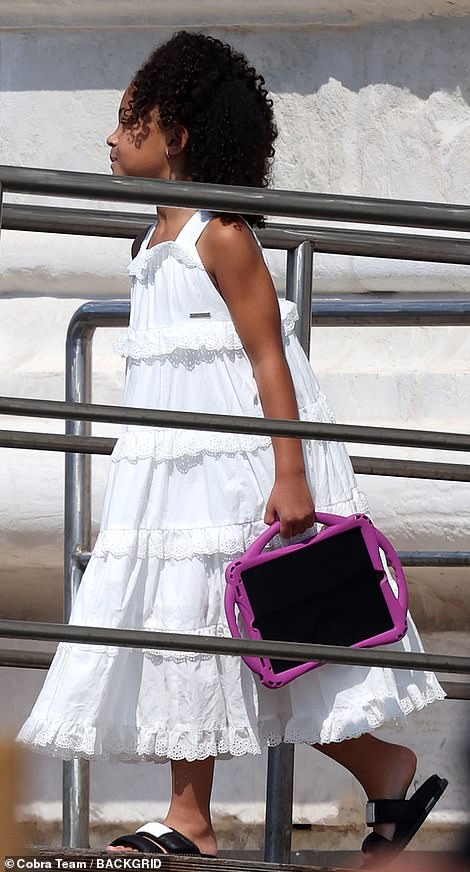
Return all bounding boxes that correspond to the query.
[243,513,347,560]
[235,513,408,614]
[224,579,240,640]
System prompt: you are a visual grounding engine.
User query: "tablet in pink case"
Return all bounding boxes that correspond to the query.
[225,513,408,688]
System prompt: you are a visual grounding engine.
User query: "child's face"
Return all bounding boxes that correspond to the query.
[107,86,172,180]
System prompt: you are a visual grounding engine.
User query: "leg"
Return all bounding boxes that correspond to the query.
[314,734,417,843]
[108,757,217,856]
[164,757,217,856]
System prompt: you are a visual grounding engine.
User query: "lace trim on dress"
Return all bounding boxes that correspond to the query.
[143,623,232,664]
[128,241,206,283]
[112,429,272,464]
[109,393,337,466]
[18,682,445,762]
[91,481,370,561]
[92,519,267,560]
[113,302,299,361]
[17,718,262,763]
[259,683,446,747]
[57,623,232,664]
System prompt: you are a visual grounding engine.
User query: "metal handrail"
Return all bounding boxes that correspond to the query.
[3,164,470,228]
[4,202,470,265]
[1,618,470,675]
[1,428,470,485]
[2,647,468,701]
[2,395,470,452]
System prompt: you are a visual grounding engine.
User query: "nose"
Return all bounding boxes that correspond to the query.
[106,126,119,147]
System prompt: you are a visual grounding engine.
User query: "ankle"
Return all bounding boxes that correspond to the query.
[367,745,417,801]
[366,746,417,845]
[163,813,216,846]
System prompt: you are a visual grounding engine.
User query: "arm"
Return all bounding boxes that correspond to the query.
[198,218,315,538]
[131,225,153,260]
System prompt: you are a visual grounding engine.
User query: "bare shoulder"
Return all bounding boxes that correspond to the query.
[205,214,255,243]
[198,215,261,270]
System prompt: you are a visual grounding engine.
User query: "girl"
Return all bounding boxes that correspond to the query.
[18,31,447,865]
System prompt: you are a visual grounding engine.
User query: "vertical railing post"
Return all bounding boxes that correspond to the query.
[62,312,95,848]
[0,181,4,236]
[264,241,314,864]
[286,240,313,356]
[264,743,295,863]
[61,301,129,847]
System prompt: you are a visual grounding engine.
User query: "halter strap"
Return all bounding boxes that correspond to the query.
[176,210,214,250]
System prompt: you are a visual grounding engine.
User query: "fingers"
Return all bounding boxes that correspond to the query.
[264,481,316,538]
[264,503,316,539]
[264,504,277,527]
[279,513,316,539]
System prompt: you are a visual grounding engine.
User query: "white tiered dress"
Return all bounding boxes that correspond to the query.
[18,211,444,763]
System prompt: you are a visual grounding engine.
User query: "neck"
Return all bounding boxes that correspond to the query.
[156,205,198,226]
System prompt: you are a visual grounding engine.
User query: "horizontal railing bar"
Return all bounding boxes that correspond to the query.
[0,430,116,454]
[0,648,467,699]
[2,204,151,238]
[0,619,469,675]
[0,649,53,670]
[312,295,470,326]
[439,681,470,700]
[1,429,470,483]
[5,203,470,266]
[75,545,470,570]
[60,293,470,335]
[397,551,470,567]
[3,166,470,230]
[19,290,470,331]
[350,456,470,482]
[1,397,470,452]
[269,226,470,263]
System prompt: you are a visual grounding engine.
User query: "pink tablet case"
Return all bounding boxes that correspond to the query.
[225,513,408,688]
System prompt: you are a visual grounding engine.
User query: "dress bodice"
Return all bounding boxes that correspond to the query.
[114,210,299,363]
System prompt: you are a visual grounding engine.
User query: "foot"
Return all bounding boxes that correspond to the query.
[361,773,448,868]
[163,815,217,857]
[107,841,143,853]
[370,746,417,844]
[107,819,217,856]
[360,744,417,865]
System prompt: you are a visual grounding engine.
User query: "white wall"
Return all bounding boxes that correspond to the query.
[1,11,469,851]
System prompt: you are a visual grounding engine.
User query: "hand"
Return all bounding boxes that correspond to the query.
[264,473,316,539]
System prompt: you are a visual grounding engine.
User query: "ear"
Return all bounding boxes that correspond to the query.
[166,124,190,157]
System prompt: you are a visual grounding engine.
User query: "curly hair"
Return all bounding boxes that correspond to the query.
[125,31,277,225]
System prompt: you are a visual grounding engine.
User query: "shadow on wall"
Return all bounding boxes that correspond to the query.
[2,19,470,101]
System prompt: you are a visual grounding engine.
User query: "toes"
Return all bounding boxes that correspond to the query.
[107,846,140,853]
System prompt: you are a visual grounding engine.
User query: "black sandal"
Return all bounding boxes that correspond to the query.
[362,773,448,863]
[108,822,216,857]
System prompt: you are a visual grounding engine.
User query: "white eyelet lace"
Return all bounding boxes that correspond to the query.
[114,301,298,362]
[128,241,205,283]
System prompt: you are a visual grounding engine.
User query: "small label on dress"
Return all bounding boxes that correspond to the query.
[189,312,211,318]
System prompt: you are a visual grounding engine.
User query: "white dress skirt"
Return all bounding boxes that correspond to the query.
[17,211,445,763]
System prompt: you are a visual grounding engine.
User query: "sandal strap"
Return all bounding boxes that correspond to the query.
[136,823,200,855]
[109,823,201,855]
[366,798,416,826]
[362,831,393,854]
